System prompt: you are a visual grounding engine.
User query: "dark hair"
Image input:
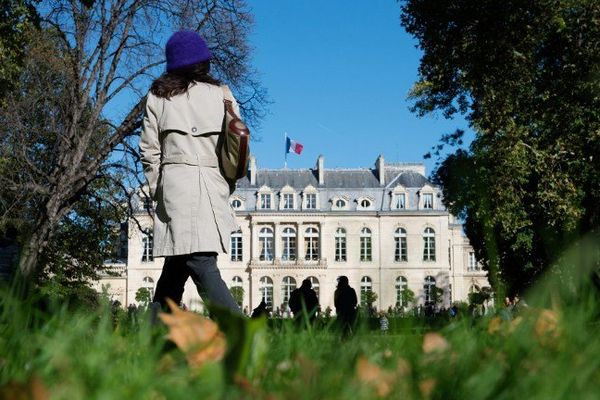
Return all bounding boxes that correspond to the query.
[150,61,221,99]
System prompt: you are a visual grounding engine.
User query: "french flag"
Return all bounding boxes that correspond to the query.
[286,137,304,155]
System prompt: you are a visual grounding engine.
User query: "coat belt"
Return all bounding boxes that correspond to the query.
[161,154,219,167]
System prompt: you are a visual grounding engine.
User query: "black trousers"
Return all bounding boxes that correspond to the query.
[152,252,241,314]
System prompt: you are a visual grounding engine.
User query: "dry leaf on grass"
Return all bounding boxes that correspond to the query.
[159,298,227,368]
[422,332,449,354]
[419,378,437,398]
[487,316,503,334]
[356,356,395,398]
[0,375,49,400]
[534,309,560,344]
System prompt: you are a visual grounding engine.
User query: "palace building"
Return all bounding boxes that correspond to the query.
[96,155,490,312]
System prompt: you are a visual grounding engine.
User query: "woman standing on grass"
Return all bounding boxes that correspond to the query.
[139,30,241,314]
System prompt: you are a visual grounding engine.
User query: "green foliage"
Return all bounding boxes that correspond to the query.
[361,289,378,308]
[135,288,152,307]
[401,0,600,296]
[1,232,599,399]
[399,287,416,309]
[229,286,244,307]
[0,0,39,102]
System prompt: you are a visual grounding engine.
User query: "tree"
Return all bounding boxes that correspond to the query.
[229,286,244,307]
[0,0,268,283]
[401,0,600,297]
[135,287,151,307]
[361,290,378,309]
[399,287,415,310]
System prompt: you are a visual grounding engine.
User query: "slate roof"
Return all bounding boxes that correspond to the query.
[236,168,431,190]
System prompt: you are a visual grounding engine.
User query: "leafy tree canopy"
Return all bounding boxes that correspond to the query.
[401,0,600,296]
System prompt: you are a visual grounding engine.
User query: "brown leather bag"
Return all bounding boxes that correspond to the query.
[220,86,250,186]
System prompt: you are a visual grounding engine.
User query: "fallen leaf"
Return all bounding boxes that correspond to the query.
[509,316,523,333]
[0,375,49,400]
[159,298,227,368]
[422,332,449,354]
[487,316,503,334]
[356,356,395,397]
[419,378,437,398]
[534,309,560,344]
[396,358,411,377]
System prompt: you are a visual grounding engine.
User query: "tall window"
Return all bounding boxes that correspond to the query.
[360,276,372,305]
[142,232,153,262]
[360,228,372,262]
[259,227,274,261]
[468,252,479,271]
[308,276,320,299]
[392,193,406,209]
[142,276,155,297]
[422,193,433,209]
[259,276,273,308]
[281,227,297,261]
[281,276,297,307]
[232,276,243,287]
[259,193,272,209]
[230,230,243,262]
[395,276,408,308]
[282,193,294,209]
[423,228,436,261]
[305,193,317,209]
[304,227,319,261]
[424,276,436,304]
[394,228,408,262]
[335,228,347,262]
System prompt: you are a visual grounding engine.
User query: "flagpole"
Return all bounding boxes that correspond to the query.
[284,132,288,169]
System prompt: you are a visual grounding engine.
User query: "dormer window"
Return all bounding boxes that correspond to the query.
[392,193,406,209]
[231,199,243,210]
[335,199,346,208]
[423,193,433,209]
[305,193,317,209]
[259,193,272,209]
[282,193,294,209]
[357,197,375,210]
[332,196,349,210]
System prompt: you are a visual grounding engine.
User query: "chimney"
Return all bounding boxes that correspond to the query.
[316,155,325,185]
[376,154,385,186]
[249,154,257,185]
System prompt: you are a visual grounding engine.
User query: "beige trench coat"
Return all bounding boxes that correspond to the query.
[140,83,240,257]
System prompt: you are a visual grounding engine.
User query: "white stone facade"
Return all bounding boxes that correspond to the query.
[98,155,489,312]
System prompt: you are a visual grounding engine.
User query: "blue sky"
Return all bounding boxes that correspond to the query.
[247,0,473,176]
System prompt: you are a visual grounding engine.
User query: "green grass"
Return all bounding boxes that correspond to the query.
[1,235,599,399]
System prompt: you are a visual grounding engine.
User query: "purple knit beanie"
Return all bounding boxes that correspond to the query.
[165,30,212,72]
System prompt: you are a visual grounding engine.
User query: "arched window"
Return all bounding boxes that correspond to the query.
[232,276,243,287]
[394,228,408,262]
[230,230,243,262]
[304,227,319,261]
[423,228,436,261]
[142,276,154,297]
[360,228,372,262]
[259,276,273,308]
[281,276,297,307]
[334,228,347,262]
[360,276,373,305]
[395,276,408,308]
[281,227,297,261]
[334,198,346,209]
[424,276,436,304]
[259,227,274,261]
[307,276,320,299]
[142,231,153,262]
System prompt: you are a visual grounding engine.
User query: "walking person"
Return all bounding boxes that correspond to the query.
[140,30,243,314]
[334,276,358,336]
[288,278,319,324]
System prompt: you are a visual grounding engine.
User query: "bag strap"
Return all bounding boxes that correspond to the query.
[221,85,238,117]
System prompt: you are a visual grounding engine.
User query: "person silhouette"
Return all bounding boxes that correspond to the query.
[288,278,319,324]
[251,300,269,319]
[334,276,358,336]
